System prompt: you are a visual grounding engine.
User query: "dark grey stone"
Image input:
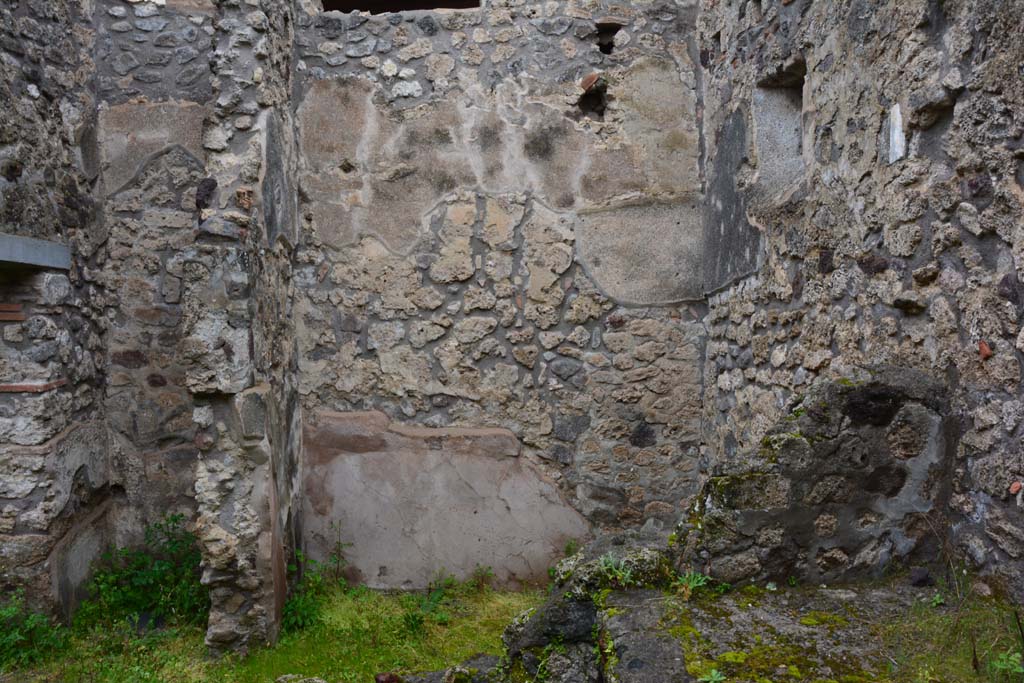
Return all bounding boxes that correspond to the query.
[504,590,599,656]
[110,51,139,75]
[261,114,297,245]
[629,422,657,448]
[550,358,583,380]
[541,445,574,465]
[175,46,199,64]
[154,32,182,48]
[146,52,172,66]
[553,413,591,442]
[686,368,952,585]
[196,177,218,211]
[238,392,267,439]
[344,39,376,57]
[135,17,169,32]
[533,16,574,35]
[175,64,207,87]
[605,591,693,683]
[416,15,438,36]
[133,69,163,83]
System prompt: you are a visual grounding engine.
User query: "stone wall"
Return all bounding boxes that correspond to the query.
[291,0,707,555]
[3,0,1024,655]
[0,0,95,243]
[2,0,305,653]
[697,0,1024,595]
[0,0,113,616]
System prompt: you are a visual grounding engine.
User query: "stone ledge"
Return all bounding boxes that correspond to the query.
[305,410,522,460]
[0,233,71,270]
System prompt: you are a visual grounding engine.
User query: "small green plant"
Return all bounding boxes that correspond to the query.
[564,538,580,556]
[324,520,354,582]
[678,571,710,590]
[536,638,567,681]
[470,564,495,592]
[397,571,464,636]
[675,570,710,600]
[76,513,208,628]
[598,554,636,588]
[929,592,946,608]
[698,668,727,682]
[282,548,344,632]
[282,582,325,632]
[401,608,426,636]
[282,526,355,633]
[422,572,458,622]
[0,589,68,671]
[989,650,1024,680]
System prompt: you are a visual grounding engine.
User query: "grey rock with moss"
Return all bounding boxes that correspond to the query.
[679,368,954,586]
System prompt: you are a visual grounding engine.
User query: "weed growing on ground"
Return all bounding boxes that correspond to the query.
[4,514,207,677]
[989,650,1024,680]
[0,590,68,672]
[20,579,541,682]
[282,549,346,632]
[74,513,209,629]
[470,564,495,592]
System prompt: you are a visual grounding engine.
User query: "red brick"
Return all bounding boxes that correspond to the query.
[0,378,68,393]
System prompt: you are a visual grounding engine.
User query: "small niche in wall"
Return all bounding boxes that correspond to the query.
[576,75,609,120]
[321,0,479,13]
[751,58,807,202]
[596,22,623,55]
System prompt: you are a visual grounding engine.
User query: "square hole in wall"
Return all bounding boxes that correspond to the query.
[321,0,479,12]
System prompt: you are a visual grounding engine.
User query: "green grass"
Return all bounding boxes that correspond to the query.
[879,591,1024,683]
[16,585,542,683]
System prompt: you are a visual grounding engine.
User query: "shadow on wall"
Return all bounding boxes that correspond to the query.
[681,368,956,586]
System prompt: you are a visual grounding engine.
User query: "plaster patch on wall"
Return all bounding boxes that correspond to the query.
[575,201,704,305]
[302,411,591,588]
[97,100,207,195]
[752,86,805,202]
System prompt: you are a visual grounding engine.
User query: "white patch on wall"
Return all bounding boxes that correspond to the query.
[888,103,906,164]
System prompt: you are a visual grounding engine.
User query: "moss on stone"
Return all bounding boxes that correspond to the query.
[662,588,887,682]
[799,610,850,629]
